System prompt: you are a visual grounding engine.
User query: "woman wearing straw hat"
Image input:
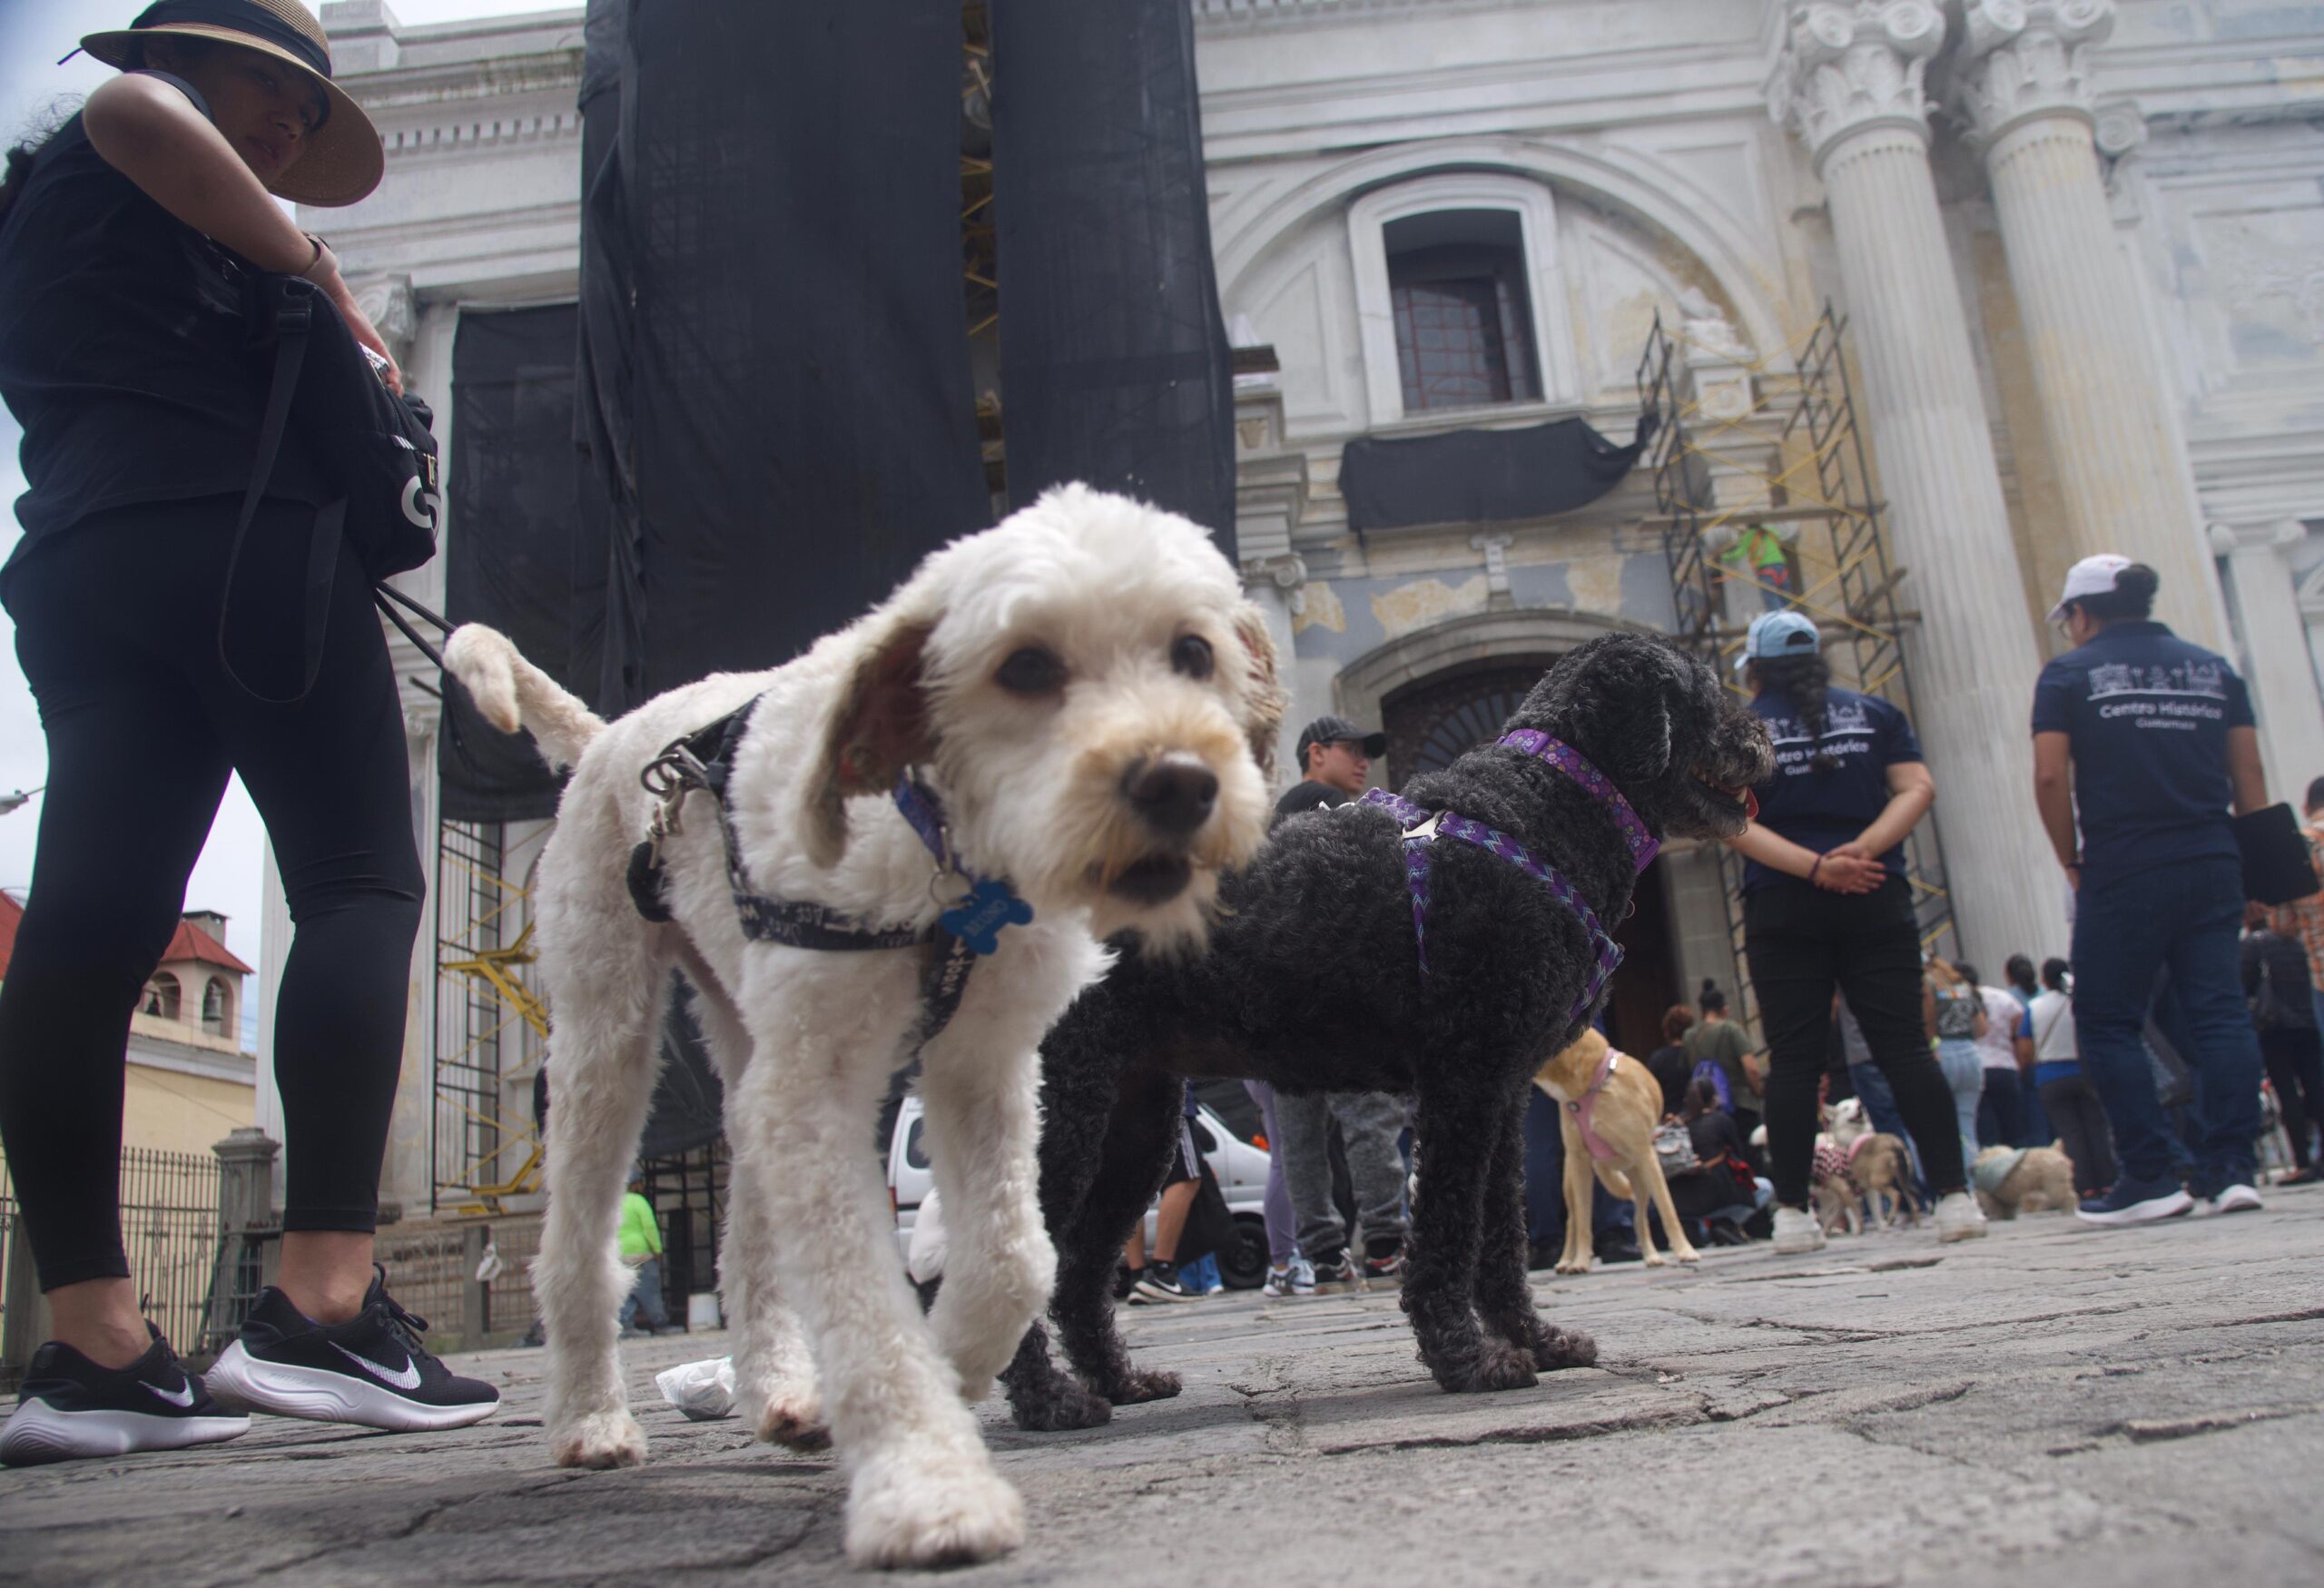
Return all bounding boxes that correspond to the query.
[0,3,496,1467]
[1722,610,1987,1255]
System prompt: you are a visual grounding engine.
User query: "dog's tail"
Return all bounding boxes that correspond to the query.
[443,624,605,772]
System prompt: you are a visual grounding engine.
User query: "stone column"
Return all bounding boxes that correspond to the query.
[2209,521,2324,803]
[1769,1,2065,961]
[1955,1,2222,647]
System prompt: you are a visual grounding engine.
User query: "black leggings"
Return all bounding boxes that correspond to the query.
[1744,877,1968,1208]
[0,496,422,1290]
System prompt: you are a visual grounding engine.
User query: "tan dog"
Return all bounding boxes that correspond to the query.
[1972,1143,2077,1219]
[1824,1099,1922,1231]
[1534,1029,1700,1273]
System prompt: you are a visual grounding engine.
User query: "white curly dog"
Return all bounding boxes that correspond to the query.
[444,486,1280,1568]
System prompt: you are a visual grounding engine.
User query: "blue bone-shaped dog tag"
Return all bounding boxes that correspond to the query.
[940,878,1034,955]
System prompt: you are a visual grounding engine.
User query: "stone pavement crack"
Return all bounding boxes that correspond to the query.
[1315,1403,1708,1455]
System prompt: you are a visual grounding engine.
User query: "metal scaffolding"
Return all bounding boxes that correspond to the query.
[1636,304,1960,1033]
[433,819,551,1215]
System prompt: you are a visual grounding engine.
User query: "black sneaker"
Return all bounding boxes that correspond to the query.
[1307,1251,1363,1293]
[0,1325,247,1467]
[1128,1261,1198,1305]
[205,1267,498,1432]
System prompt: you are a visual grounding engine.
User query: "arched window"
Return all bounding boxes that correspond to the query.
[202,977,231,1037]
[1348,173,1580,424]
[143,972,182,1021]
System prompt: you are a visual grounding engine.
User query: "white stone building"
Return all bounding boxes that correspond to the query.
[275,0,2324,1218]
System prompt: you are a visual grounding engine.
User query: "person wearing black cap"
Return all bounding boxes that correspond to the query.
[0,3,495,1467]
[1273,713,1387,826]
[1265,715,1410,1288]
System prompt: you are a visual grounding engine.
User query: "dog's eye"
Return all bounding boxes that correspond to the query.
[1170,634,1214,681]
[995,646,1066,695]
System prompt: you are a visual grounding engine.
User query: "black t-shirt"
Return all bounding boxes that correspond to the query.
[0,76,328,577]
[1743,684,1922,893]
[1271,778,1354,829]
[2029,621,2254,876]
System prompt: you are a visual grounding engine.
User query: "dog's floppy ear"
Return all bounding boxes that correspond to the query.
[805,616,936,870]
[1229,601,1286,782]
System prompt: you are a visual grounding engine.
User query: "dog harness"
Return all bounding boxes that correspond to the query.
[627,693,1032,1048]
[1357,732,1658,1033]
[1564,1046,1627,1163]
[1814,1132,1879,1186]
[1971,1147,2025,1199]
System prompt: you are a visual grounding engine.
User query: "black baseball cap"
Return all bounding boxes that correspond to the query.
[1295,715,1385,765]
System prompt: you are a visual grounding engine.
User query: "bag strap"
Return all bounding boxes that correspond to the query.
[217,281,339,705]
[373,580,453,670]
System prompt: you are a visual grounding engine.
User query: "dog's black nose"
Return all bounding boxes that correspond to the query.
[1122,754,1218,838]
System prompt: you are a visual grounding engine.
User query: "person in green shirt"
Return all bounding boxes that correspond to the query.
[1717,522,1792,614]
[616,1172,671,1335]
[1681,981,1766,1148]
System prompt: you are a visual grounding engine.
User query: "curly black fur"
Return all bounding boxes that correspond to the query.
[1001,633,1774,1427]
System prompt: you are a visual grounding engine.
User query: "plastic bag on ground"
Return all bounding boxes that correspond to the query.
[655,1356,735,1421]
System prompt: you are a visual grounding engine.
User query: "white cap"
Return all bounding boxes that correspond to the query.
[2048,554,2133,622]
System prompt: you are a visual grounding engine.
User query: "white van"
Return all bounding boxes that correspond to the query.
[883,1094,1274,1288]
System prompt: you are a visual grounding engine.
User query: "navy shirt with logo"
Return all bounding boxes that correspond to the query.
[1742,684,1922,893]
[2030,620,2253,874]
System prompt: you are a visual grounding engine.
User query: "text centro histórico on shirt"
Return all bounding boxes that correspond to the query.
[2030,620,2253,875]
[1741,685,1923,893]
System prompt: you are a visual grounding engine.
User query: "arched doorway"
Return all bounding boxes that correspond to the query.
[1380,655,1679,1060]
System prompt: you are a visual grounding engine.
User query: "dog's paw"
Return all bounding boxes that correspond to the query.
[844,1453,1024,1569]
[1642,1251,1667,1267]
[1534,1326,1599,1371]
[1553,1258,1590,1276]
[1469,1340,1541,1393]
[1010,1378,1115,1432]
[1672,1246,1702,1266]
[1106,1368,1182,1405]
[550,1410,647,1469]
[756,1393,831,1452]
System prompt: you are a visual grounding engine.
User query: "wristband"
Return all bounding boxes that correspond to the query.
[299,232,328,281]
[1808,853,1826,883]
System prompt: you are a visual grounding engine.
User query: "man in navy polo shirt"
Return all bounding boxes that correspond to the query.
[2031,556,2272,1225]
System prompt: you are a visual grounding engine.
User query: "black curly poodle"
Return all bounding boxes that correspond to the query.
[1000,630,1773,1430]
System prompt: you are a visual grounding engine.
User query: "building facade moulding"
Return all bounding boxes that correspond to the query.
[1214,137,1789,370]
[1955,0,2115,151]
[349,273,419,361]
[1767,1,1947,170]
[1331,607,1645,731]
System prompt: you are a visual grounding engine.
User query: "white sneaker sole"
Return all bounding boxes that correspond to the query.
[205,1342,497,1433]
[2075,1189,2194,1227]
[0,1399,247,1466]
[2211,1186,2264,1215]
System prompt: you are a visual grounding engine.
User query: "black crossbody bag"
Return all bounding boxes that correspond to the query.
[221,274,451,702]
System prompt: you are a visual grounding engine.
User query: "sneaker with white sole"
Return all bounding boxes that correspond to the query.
[0,1325,247,1467]
[2076,1172,2194,1227]
[205,1267,498,1432]
[1934,1191,1989,1243]
[2210,1183,2264,1216]
[1260,1257,1316,1298]
[1771,1206,1827,1256]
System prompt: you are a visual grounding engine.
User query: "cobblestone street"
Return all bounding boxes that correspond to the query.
[5,1185,2322,1586]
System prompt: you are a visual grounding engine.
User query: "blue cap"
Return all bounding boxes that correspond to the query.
[1735,609,1819,672]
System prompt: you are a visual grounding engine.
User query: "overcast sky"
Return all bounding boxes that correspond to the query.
[0,2,548,1023]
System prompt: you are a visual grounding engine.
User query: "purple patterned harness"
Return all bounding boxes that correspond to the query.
[1357,731,1659,1032]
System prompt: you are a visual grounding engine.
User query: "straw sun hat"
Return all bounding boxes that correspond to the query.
[78,0,383,206]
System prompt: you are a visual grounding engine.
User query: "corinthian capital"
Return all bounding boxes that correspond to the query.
[1956,0,2116,148]
[1768,2,1948,168]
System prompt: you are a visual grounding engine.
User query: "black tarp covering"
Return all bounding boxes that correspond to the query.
[1338,412,1660,535]
[990,0,1236,551]
[441,305,585,823]
[570,0,631,716]
[590,0,990,705]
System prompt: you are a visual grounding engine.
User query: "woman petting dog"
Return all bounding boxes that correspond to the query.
[0,1,497,1469]
[1720,610,1988,1256]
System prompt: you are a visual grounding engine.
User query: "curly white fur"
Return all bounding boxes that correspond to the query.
[447,486,1276,1569]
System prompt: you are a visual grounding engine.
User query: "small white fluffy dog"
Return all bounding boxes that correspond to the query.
[445,486,1279,1568]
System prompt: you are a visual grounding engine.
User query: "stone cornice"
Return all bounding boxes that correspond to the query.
[1768,2,1948,169]
[1955,0,2115,150]
[1195,0,1521,32]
